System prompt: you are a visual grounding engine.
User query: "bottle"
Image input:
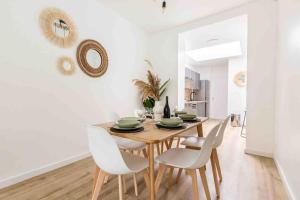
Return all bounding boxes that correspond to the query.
[163,96,171,118]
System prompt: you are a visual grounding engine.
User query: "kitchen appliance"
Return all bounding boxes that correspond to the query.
[199,80,210,117]
[185,80,210,117]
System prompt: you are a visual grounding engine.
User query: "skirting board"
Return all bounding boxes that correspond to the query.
[274,158,295,200]
[244,148,273,158]
[0,152,91,189]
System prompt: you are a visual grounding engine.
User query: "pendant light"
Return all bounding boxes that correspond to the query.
[162,0,167,13]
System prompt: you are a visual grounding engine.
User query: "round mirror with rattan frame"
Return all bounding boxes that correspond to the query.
[39,7,77,48]
[76,39,108,78]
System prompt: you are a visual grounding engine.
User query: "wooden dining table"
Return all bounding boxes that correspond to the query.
[96,117,208,200]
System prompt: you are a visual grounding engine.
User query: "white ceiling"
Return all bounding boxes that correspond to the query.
[180,15,248,66]
[98,0,252,32]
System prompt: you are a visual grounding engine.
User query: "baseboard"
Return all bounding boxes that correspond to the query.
[0,152,91,189]
[244,148,273,158]
[274,158,295,200]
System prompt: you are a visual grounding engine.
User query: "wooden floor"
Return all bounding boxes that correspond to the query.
[0,120,288,200]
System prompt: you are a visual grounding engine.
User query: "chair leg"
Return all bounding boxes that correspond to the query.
[156,143,161,155]
[133,173,138,196]
[93,166,100,190]
[211,154,220,198]
[161,142,164,154]
[155,164,167,193]
[187,169,200,200]
[199,167,211,200]
[168,167,174,189]
[92,169,106,200]
[176,137,181,148]
[176,168,183,184]
[118,175,123,200]
[142,148,148,158]
[122,175,127,194]
[143,169,150,191]
[213,149,222,182]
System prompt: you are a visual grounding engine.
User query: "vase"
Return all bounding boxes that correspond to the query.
[153,100,163,121]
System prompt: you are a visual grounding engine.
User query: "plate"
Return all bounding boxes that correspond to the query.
[112,124,143,130]
[110,126,144,133]
[156,122,186,129]
[182,118,201,123]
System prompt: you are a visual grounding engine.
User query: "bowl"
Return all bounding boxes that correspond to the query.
[160,118,183,126]
[175,111,187,117]
[179,114,197,120]
[120,117,140,121]
[116,120,140,128]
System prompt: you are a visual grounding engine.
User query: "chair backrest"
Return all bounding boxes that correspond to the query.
[190,123,221,169]
[214,116,230,148]
[87,125,132,175]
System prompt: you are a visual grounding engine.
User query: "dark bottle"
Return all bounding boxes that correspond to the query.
[163,96,171,118]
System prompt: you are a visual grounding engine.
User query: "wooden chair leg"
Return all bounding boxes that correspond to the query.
[187,169,200,200]
[118,175,123,200]
[155,164,167,192]
[213,149,222,182]
[211,154,220,198]
[156,143,161,155]
[176,137,181,148]
[161,142,164,154]
[142,148,148,158]
[199,167,211,200]
[122,175,127,194]
[92,169,106,200]
[133,173,138,196]
[93,166,100,190]
[143,169,150,191]
[168,167,174,189]
[176,168,183,184]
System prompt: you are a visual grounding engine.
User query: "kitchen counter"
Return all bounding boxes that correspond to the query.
[185,101,207,104]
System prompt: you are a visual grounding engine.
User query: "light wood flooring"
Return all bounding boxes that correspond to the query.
[0,120,288,200]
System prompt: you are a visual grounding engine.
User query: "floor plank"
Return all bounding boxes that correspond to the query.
[0,120,288,200]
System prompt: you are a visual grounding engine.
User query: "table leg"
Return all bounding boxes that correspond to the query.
[148,143,155,200]
[197,123,204,137]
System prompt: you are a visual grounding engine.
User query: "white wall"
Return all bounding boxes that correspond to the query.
[149,0,277,157]
[0,0,148,187]
[275,0,300,199]
[228,57,247,119]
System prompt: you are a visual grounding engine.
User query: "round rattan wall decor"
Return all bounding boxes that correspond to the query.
[76,39,108,78]
[234,71,247,87]
[39,7,77,48]
[57,56,76,76]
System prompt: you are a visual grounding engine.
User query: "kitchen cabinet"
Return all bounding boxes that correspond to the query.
[185,68,200,90]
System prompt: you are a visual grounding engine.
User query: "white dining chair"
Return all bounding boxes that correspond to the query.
[180,116,230,197]
[110,112,147,156]
[106,113,148,196]
[87,125,150,200]
[155,124,221,200]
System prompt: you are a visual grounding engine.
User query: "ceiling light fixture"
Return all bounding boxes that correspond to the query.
[162,1,167,13]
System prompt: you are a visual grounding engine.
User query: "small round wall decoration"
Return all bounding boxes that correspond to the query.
[57,56,76,76]
[39,7,77,48]
[234,71,247,87]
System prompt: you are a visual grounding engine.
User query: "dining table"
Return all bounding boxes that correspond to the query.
[96,117,208,200]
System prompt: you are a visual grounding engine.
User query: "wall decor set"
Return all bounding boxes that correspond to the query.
[39,7,108,78]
